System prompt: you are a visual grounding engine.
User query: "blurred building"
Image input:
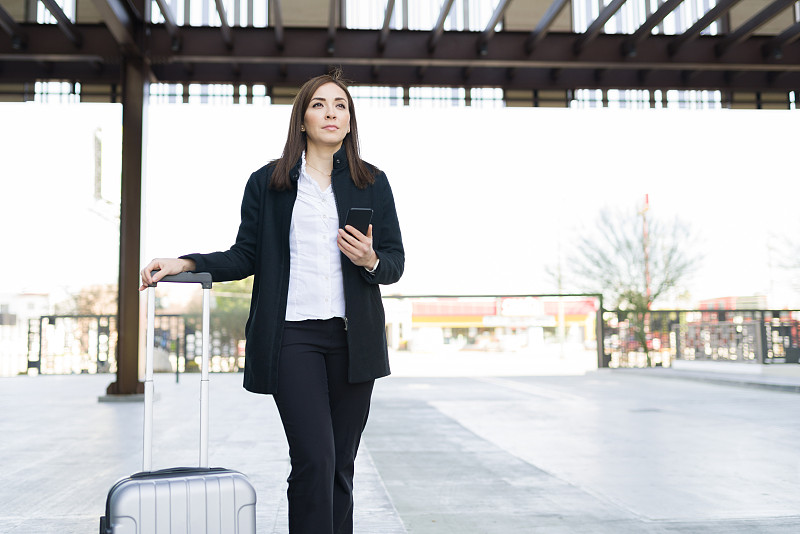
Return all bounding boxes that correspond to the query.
[385,296,599,353]
[698,296,769,310]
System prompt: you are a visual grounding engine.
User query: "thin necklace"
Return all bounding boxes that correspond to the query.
[306,161,331,177]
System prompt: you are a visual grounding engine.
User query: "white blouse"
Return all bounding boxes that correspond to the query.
[285,153,346,321]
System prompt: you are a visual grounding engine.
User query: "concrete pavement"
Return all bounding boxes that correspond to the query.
[1,353,799,533]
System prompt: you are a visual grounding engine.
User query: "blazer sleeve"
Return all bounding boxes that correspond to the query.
[180,170,263,282]
[361,172,404,286]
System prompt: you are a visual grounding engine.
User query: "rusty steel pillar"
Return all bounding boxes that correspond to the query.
[105,54,148,398]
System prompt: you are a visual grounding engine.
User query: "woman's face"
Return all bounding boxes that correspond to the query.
[302,82,351,151]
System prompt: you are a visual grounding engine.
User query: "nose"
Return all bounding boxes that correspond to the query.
[326,107,335,119]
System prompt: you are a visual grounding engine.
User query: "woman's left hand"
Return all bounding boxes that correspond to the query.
[338,224,378,269]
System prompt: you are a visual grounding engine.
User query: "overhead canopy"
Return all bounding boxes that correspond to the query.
[1,0,799,97]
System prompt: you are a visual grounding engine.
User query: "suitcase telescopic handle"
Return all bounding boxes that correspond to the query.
[148,270,213,289]
[144,272,213,472]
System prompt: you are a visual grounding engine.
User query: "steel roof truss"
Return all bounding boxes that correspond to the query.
[574,0,629,54]
[90,0,138,54]
[153,0,180,50]
[429,0,456,52]
[327,0,338,54]
[478,0,513,55]
[271,0,284,49]
[622,0,685,56]
[3,24,800,92]
[715,0,799,56]
[525,0,570,53]
[40,0,82,46]
[140,62,800,92]
[379,0,396,51]
[669,0,743,55]
[213,0,233,48]
[0,4,26,50]
[763,21,800,59]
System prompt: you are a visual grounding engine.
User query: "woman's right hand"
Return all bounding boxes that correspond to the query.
[139,258,196,291]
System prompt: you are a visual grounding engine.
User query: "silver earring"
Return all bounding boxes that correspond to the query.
[300,125,305,132]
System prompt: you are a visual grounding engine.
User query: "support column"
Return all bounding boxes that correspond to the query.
[104,55,149,398]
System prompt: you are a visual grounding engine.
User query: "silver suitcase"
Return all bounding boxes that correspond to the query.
[101,272,257,534]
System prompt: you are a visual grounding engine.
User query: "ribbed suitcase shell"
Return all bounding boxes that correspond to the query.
[100,273,257,534]
[103,468,256,534]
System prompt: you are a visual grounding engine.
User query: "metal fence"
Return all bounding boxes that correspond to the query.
[28,305,799,374]
[25,294,605,375]
[26,313,244,376]
[601,309,800,368]
[26,315,117,375]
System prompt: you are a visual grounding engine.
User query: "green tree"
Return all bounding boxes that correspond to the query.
[564,204,701,365]
[213,277,253,353]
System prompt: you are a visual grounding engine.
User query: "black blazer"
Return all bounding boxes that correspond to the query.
[182,146,405,394]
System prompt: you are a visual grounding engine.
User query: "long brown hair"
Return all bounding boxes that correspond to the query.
[269,70,376,191]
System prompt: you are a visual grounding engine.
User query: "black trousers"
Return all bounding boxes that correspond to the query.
[273,318,375,534]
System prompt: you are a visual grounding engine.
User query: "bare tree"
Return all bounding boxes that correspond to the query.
[56,284,118,315]
[562,203,702,364]
[768,224,800,305]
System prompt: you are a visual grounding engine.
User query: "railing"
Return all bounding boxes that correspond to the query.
[25,306,800,374]
[25,313,244,376]
[26,315,117,375]
[24,294,605,375]
[601,309,800,368]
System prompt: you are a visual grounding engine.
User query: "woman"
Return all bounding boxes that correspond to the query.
[139,71,404,534]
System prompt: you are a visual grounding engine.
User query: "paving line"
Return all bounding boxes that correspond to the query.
[474,376,588,403]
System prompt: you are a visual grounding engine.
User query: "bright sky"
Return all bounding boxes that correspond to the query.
[2,102,798,307]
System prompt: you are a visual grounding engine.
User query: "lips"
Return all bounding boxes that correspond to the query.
[323,125,339,130]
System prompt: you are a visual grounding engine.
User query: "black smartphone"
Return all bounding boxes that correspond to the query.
[344,208,373,236]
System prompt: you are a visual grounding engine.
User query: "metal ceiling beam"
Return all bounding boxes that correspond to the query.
[3,25,800,92]
[40,0,82,46]
[5,51,798,92]
[622,0,685,57]
[715,0,798,56]
[0,59,120,81]
[4,55,799,92]
[0,4,26,50]
[154,28,800,70]
[213,0,233,49]
[271,0,284,49]
[141,63,800,91]
[429,0,456,52]
[378,0,395,51]
[90,0,138,54]
[574,0,628,54]
[763,21,800,59]
[668,0,743,55]
[478,0,514,55]
[525,0,570,54]
[0,23,118,58]
[6,26,800,71]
